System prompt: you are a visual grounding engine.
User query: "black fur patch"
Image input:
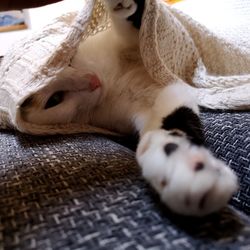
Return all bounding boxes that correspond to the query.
[127,0,145,29]
[164,143,178,156]
[162,107,205,146]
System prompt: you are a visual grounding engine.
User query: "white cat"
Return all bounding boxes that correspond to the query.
[20,0,238,216]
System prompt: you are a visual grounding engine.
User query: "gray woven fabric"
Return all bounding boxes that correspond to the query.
[1,130,250,250]
[201,111,250,215]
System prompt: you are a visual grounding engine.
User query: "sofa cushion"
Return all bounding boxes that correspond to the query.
[201,110,250,215]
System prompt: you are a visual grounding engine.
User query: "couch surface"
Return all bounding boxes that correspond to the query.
[0,109,250,250]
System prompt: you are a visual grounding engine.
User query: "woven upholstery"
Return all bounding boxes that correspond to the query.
[201,110,250,215]
[1,110,250,250]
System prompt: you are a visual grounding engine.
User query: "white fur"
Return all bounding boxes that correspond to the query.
[139,81,199,136]
[136,129,238,216]
[21,0,238,216]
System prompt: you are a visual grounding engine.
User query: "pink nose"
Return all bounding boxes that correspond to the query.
[86,74,102,91]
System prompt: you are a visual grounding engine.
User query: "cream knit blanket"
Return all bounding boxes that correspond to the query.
[0,0,249,135]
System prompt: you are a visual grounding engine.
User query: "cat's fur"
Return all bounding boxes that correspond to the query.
[20,0,238,216]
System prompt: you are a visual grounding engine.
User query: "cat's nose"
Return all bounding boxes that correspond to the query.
[85,74,102,91]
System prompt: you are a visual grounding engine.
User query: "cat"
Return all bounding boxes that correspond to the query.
[20,0,238,216]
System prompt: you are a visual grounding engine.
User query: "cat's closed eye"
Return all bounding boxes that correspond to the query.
[20,96,34,108]
[44,91,65,109]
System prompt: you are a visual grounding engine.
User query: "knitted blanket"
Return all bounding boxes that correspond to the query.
[0,0,249,135]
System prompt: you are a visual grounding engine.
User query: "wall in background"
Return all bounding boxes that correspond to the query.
[0,0,83,56]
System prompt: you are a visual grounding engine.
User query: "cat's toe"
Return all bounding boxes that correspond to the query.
[105,0,137,18]
[136,129,238,216]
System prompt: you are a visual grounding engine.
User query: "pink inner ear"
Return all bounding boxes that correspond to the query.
[87,74,102,91]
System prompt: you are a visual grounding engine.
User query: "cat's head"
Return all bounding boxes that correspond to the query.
[20,69,102,126]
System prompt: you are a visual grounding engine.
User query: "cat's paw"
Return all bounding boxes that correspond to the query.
[136,129,238,216]
[104,0,137,18]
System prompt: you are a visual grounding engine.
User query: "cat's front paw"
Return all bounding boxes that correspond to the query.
[136,129,238,216]
[104,0,138,18]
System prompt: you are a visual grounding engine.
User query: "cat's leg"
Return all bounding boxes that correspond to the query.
[135,82,238,216]
[104,0,145,44]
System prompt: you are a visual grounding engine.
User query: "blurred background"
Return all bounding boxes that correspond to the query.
[0,0,84,56]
